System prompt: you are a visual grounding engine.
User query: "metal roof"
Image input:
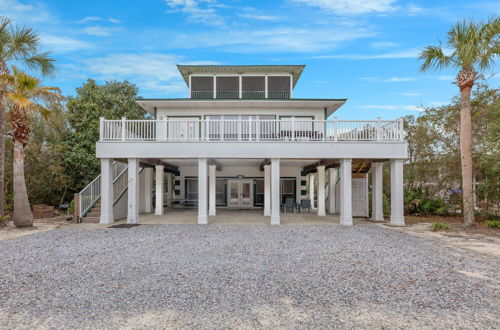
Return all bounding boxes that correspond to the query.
[176,65,306,87]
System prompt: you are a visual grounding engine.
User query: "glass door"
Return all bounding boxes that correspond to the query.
[226,179,254,208]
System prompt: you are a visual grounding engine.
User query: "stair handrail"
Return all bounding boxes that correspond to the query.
[77,161,127,219]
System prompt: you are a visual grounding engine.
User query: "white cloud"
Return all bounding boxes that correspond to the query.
[171,26,374,53]
[360,76,415,83]
[370,41,399,49]
[359,105,423,111]
[83,26,117,37]
[238,13,281,21]
[164,0,225,26]
[313,48,420,60]
[79,16,122,24]
[401,92,423,96]
[40,35,93,53]
[0,0,52,22]
[81,53,219,95]
[290,0,399,15]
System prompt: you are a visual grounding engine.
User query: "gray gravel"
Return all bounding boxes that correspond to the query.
[0,224,499,329]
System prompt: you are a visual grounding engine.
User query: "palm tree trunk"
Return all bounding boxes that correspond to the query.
[12,139,33,227]
[459,85,475,227]
[0,99,5,217]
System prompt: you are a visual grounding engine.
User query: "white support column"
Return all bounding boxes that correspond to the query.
[143,168,153,213]
[99,159,114,224]
[340,159,353,226]
[167,173,173,207]
[317,165,326,216]
[209,164,216,216]
[309,174,315,209]
[265,75,269,99]
[390,159,405,226]
[198,158,208,224]
[213,75,216,99]
[328,168,338,214]
[155,165,164,215]
[371,162,384,221]
[271,158,280,225]
[264,164,271,216]
[127,158,140,224]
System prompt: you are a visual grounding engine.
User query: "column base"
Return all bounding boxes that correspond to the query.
[99,215,114,225]
[317,210,326,216]
[271,215,280,225]
[369,216,385,222]
[127,216,139,224]
[198,215,208,225]
[208,209,216,216]
[389,215,405,226]
[155,209,164,216]
[264,209,271,216]
[339,216,353,226]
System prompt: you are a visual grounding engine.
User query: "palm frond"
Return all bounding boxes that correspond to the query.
[23,51,55,76]
[0,16,12,55]
[7,25,39,60]
[418,45,453,72]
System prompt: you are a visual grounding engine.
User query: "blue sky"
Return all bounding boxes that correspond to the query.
[1,0,498,119]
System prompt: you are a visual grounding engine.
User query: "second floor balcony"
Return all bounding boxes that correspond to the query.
[99,118,405,143]
[191,90,291,99]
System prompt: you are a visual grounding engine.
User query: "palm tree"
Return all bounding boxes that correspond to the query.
[0,66,61,227]
[419,17,499,227]
[0,16,55,217]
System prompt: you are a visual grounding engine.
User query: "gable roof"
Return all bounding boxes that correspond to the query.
[177,65,306,87]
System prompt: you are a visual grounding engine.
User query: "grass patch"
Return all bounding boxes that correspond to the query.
[485,220,500,229]
[431,222,449,231]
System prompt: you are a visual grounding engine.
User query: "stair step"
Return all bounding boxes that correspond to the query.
[91,207,101,212]
[86,211,101,217]
[82,216,99,223]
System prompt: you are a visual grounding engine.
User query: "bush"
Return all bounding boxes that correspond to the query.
[485,220,500,228]
[404,188,450,216]
[431,222,449,231]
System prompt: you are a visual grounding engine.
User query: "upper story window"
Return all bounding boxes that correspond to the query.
[190,75,292,100]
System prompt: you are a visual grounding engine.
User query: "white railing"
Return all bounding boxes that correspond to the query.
[78,161,127,218]
[100,117,405,143]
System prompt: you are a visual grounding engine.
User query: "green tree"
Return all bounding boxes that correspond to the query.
[65,79,146,192]
[419,17,500,226]
[0,16,55,216]
[0,66,61,227]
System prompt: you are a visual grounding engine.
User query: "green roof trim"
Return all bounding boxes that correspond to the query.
[176,64,306,87]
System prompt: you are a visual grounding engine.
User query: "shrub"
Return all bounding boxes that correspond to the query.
[485,220,500,228]
[431,222,449,231]
[404,188,450,216]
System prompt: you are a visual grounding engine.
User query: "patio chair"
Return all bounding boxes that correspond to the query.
[299,199,311,213]
[283,197,296,213]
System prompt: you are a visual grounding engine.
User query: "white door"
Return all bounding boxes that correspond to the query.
[167,117,199,141]
[227,179,253,208]
[352,178,368,217]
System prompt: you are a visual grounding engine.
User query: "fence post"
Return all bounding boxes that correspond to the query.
[376,117,382,141]
[399,117,404,141]
[121,117,126,141]
[333,117,338,142]
[291,117,295,141]
[73,193,80,223]
[163,117,167,141]
[99,117,104,141]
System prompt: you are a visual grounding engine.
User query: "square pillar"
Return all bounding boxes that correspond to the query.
[198,158,208,224]
[99,159,114,224]
[309,174,315,209]
[264,164,271,216]
[209,164,216,216]
[155,165,164,215]
[167,173,173,207]
[340,159,353,226]
[143,168,153,213]
[371,162,384,221]
[271,158,280,225]
[317,165,326,216]
[390,159,405,226]
[127,158,140,224]
[328,168,338,214]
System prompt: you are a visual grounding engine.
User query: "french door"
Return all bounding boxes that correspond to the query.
[227,179,253,208]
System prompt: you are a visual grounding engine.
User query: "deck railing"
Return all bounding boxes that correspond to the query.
[191,90,290,99]
[100,118,405,142]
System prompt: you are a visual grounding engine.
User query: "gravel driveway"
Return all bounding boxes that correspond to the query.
[0,224,498,329]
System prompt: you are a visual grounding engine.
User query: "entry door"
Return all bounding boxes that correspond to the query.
[167,117,199,140]
[227,179,253,208]
[352,178,368,217]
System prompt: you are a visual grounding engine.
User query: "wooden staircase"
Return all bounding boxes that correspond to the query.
[81,202,101,223]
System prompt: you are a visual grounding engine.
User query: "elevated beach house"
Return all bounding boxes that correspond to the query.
[77,65,407,226]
